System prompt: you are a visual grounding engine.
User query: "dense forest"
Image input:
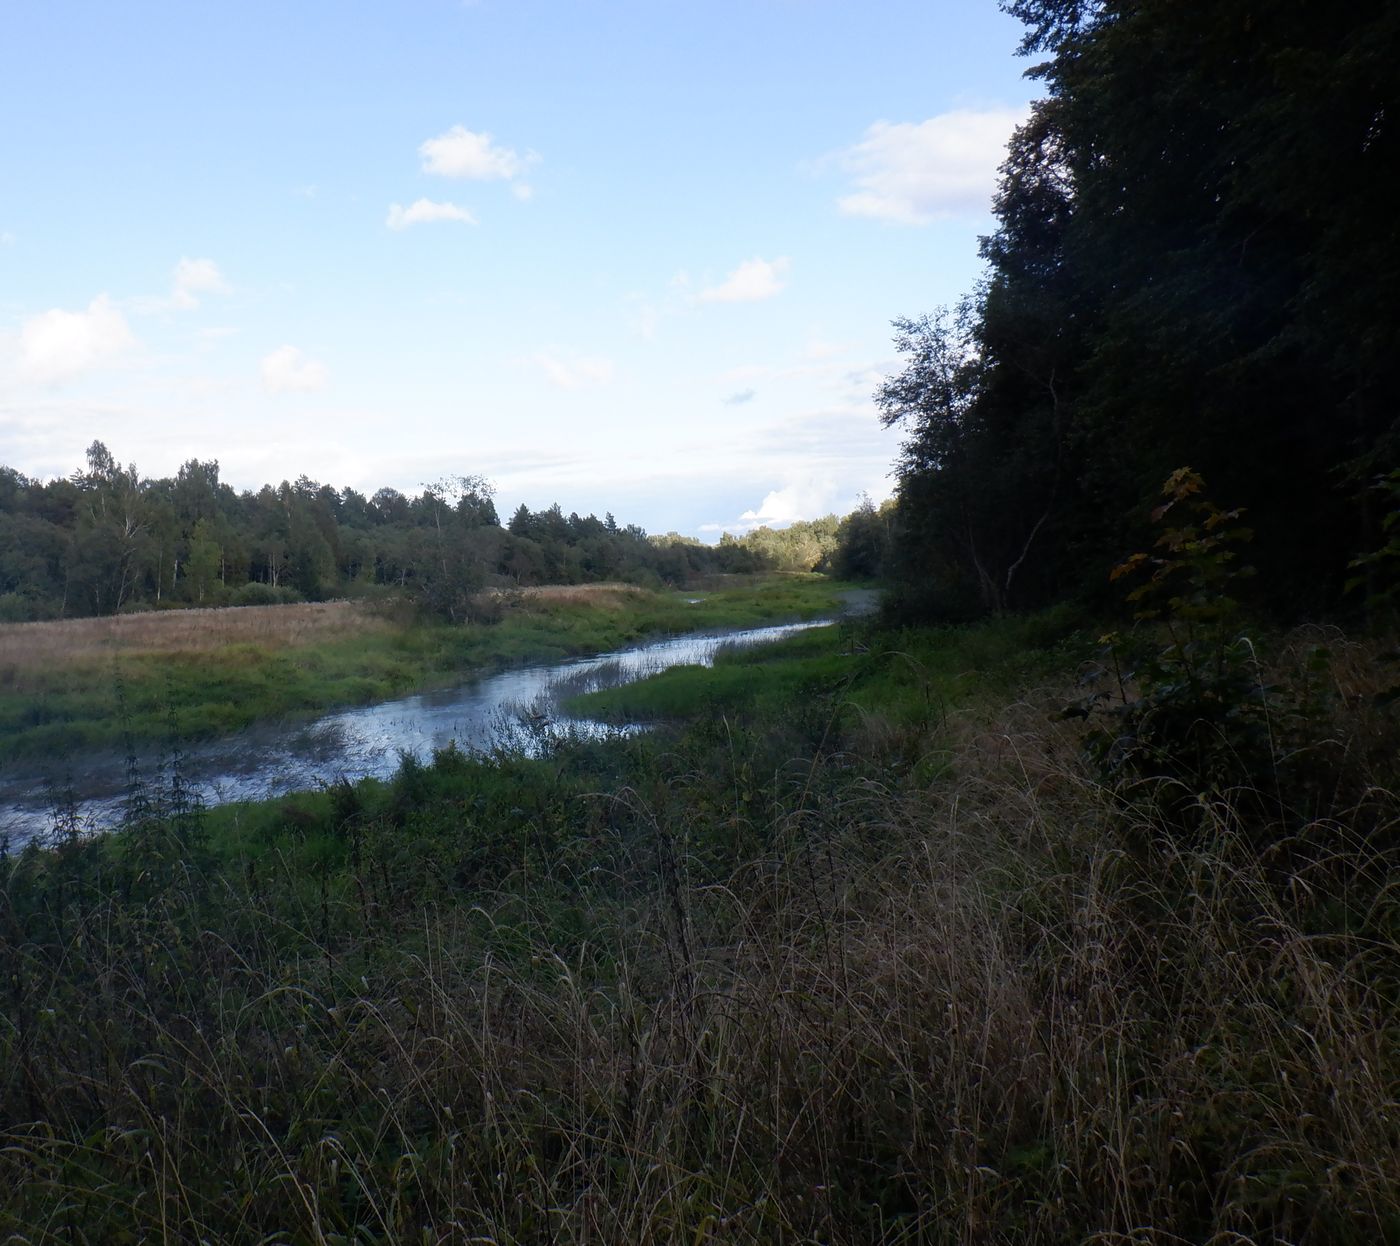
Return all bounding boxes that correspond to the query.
[0,444,889,622]
[879,0,1399,621]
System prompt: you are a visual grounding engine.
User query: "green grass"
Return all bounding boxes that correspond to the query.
[6,605,1396,1243]
[568,602,1084,729]
[0,576,850,763]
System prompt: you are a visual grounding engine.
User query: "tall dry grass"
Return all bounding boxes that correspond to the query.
[499,582,655,608]
[0,600,388,670]
[2,641,1397,1242]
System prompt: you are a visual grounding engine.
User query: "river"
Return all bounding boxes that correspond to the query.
[1,615,846,844]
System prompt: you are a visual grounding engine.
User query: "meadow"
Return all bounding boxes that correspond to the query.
[3,600,1396,1243]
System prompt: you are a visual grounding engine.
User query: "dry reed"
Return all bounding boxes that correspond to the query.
[501,582,654,608]
[0,600,388,670]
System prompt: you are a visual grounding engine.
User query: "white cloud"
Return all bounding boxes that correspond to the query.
[700,478,847,535]
[171,257,229,309]
[740,479,840,527]
[528,351,614,390]
[419,125,534,182]
[127,258,230,313]
[833,107,1028,224]
[722,388,756,406]
[0,231,14,246]
[19,295,137,384]
[385,198,478,230]
[698,256,791,304]
[261,345,328,393]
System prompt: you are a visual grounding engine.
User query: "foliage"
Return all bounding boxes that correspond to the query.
[0,445,874,621]
[1072,471,1256,768]
[1069,471,1343,841]
[882,0,1400,622]
[1111,467,1254,626]
[830,494,892,581]
[1347,469,1400,613]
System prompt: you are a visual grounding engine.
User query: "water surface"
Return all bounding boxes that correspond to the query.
[2,618,834,843]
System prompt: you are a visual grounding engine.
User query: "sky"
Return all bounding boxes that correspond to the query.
[0,0,1038,538]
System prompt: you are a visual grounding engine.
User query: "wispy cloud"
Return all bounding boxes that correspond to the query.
[171,257,229,309]
[832,107,1028,224]
[18,295,137,384]
[722,388,756,406]
[261,345,328,393]
[698,256,790,304]
[527,351,614,390]
[385,198,478,230]
[128,258,231,313]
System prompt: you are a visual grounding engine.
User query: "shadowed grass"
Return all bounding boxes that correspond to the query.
[568,603,1083,737]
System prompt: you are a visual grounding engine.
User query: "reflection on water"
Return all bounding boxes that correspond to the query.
[0,619,830,843]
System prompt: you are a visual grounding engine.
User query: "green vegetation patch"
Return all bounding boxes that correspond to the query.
[0,576,848,762]
[569,602,1084,731]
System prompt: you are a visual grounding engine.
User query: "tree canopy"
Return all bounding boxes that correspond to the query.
[881,0,1399,619]
[0,443,880,621]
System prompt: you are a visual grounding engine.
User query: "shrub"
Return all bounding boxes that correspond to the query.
[233,581,303,607]
[1070,470,1284,828]
[0,592,52,622]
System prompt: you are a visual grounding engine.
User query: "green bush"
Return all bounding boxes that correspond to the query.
[233,581,303,607]
[0,592,51,622]
[1071,470,1279,826]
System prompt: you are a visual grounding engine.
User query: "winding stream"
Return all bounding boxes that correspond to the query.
[1,616,842,843]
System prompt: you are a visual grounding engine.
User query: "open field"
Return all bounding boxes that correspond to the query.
[0,600,389,672]
[492,581,651,605]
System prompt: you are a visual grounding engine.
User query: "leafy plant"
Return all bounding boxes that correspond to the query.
[1069,469,1278,821]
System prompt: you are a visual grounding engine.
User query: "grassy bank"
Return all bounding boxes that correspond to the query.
[0,576,846,763]
[567,602,1080,727]
[3,610,1398,1242]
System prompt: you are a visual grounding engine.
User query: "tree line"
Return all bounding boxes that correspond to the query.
[877,0,1398,621]
[0,442,888,621]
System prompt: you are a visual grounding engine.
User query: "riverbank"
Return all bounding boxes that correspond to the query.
[4,609,1397,1242]
[0,617,834,842]
[0,576,847,764]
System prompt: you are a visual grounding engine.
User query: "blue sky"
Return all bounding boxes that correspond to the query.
[0,0,1036,537]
